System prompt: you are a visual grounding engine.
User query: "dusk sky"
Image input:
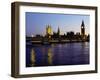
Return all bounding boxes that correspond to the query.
[26,12,90,37]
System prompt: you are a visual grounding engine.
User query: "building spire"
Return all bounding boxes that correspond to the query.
[57,26,60,35]
[81,20,85,27]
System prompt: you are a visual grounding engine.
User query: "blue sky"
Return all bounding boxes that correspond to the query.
[26,12,90,37]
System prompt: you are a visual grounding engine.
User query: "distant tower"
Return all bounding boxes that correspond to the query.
[81,20,85,39]
[57,27,60,36]
[46,25,52,38]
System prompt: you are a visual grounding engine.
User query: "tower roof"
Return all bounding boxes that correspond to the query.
[81,20,85,27]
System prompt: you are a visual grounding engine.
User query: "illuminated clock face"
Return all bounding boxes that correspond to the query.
[82,26,84,28]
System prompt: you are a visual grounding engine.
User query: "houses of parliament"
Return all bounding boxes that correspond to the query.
[45,20,88,41]
[26,20,89,44]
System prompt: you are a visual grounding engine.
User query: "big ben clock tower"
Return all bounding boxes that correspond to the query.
[81,20,85,39]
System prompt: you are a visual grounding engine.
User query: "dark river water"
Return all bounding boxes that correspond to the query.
[26,42,89,67]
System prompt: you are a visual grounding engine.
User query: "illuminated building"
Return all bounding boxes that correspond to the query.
[46,25,52,38]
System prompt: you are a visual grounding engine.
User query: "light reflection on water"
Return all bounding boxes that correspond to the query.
[30,48,36,66]
[26,42,89,67]
[47,48,53,65]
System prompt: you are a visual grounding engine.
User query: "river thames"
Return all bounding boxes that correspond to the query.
[26,42,89,67]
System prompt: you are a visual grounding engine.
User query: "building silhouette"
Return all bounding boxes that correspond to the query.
[52,27,60,39]
[81,20,85,39]
[57,27,60,36]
